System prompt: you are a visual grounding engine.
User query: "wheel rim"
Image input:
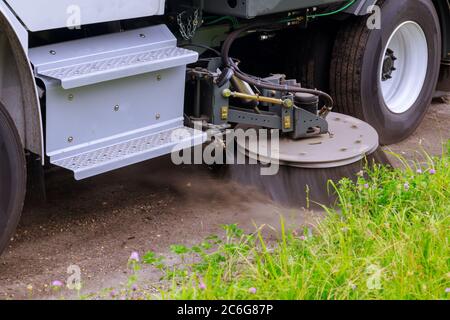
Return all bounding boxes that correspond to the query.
[379,21,428,114]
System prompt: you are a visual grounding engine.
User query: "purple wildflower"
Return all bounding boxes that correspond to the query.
[199,282,207,290]
[445,288,450,293]
[52,280,63,287]
[129,251,140,262]
[416,168,423,174]
[249,287,257,294]
[299,235,307,241]
[429,169,436,175]
[131,284,138,291]
[364,183,370,189]
[404,183,410,191]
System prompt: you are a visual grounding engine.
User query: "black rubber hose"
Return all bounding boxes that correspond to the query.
[221,23,334,114]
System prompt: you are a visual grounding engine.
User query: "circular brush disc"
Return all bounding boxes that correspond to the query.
[225,113,388,208]
[237,113,380,169]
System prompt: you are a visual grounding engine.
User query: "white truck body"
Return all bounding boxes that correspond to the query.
[1,0,207,179]
[5,0,165,31]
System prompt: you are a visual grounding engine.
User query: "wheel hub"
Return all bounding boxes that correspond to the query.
[382,48,397,81]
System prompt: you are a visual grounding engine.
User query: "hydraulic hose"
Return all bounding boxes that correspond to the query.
[221,23,334,116]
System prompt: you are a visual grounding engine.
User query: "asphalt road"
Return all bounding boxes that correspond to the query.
[0,100,449,300]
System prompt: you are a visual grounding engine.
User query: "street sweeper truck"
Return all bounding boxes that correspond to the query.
[0,0,449,254]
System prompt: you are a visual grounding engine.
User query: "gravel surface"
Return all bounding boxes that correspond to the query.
[0,101,448,300]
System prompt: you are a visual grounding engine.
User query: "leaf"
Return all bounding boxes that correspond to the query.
[143,251,164,265]
[170,245,190,255]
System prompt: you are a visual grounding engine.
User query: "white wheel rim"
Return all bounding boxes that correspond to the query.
[379,21,428,114]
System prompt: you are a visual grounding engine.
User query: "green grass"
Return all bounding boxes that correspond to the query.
[112,143,450,300]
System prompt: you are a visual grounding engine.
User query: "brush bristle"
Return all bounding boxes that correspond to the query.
[221,148,390,208]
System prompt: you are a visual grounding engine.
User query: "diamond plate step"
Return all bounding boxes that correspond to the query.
[51,127,206,180]
[29,25,198,89]
[39,47,197,89]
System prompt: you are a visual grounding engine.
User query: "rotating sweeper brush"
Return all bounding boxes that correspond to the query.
[229,113,388,208]
[186,23,389,208]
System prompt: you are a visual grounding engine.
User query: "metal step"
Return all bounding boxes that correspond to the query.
[51,126,206,180]
[38,46,197,89]
[29,25,198,89]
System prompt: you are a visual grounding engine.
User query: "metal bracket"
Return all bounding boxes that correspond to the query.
[228,108,282,129]
[292,108,328,140]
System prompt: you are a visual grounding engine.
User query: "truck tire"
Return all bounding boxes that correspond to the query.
[330,0,442,145]
[0,102,26,255]
[284,25,336,91]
